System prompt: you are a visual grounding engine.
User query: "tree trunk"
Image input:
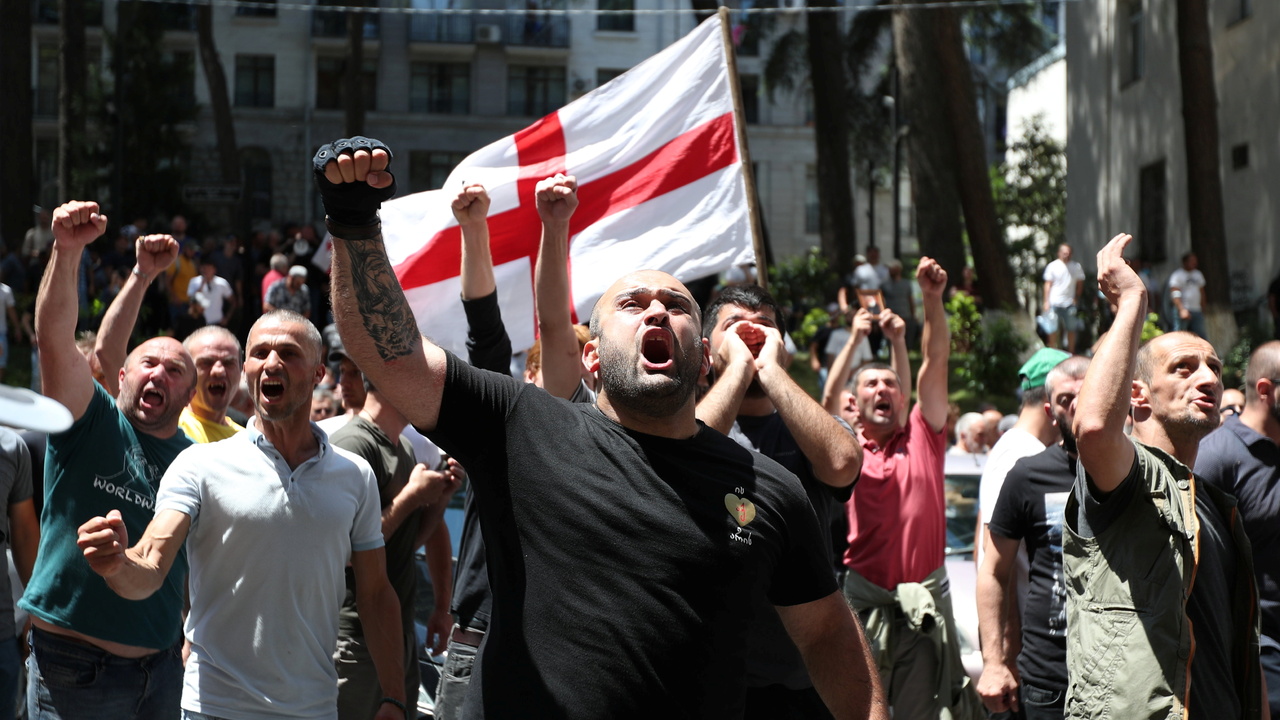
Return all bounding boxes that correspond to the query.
[807,0,857,278]
[1174,0,1232,343]
[893,4,965,282]
[932,6,1017,309]
[343,2,366,136]
[197,2,244,236]
[197,3,239,185]
[58,0,87,202]
[0,0,34,247]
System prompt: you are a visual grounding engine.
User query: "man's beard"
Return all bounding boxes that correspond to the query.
[597,333,703,419]
[1055,410,1077,456]
[1159,405,1219,443]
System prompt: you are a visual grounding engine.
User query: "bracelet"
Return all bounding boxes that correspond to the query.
[325,216,382,241]
[131,265,148,279]
[380,697,407,715]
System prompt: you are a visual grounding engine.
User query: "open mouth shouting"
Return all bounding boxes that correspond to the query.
[139,384,167,411]
[205,379,229,402]
[259,377,286,403]
[639,327,675,372]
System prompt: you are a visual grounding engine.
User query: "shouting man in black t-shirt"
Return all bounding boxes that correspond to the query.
[977,354,1089,719]
[317,137,887,720]
[697,284,864,719]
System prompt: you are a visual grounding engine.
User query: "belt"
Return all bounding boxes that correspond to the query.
[450,626,485,648]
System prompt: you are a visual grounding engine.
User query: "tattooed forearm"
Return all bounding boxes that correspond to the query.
[340,236,419,362]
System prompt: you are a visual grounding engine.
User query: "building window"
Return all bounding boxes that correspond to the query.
[36,44,59,117]
[595,68,624,88]
[409,150,468,193]
[1231,143,1249,170]
[235,55,275,108]
[507,65,566,117]
[805,166,820,234]
[410,62,470,114]
[236,0,278,18]
[167,50,197,113]
[1120,0,1144,86]
[597,0,634,32]
[316,57,378,111]
[241,147,273,220]
[740,74,759,125]
[1235,0,1252,22]
[1138,160,1166,263]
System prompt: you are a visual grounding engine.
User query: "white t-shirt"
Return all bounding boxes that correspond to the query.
[187,275,235,325]
[1168,268,1206,312]
[1042,259,1085,308]
[156,423,383,720]
[976,427,1047,617]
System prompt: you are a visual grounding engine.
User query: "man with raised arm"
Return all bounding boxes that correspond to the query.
[317,136,887,720]
[23,201,195,720]
[696,283,864,718]
[77,310,409,720]
[838,258,984,720]
[1064,233,1261,720]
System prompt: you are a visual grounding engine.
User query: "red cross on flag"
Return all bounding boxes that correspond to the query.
[378,13,756,359]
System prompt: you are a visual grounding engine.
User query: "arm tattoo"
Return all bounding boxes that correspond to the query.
[341,237,419,362]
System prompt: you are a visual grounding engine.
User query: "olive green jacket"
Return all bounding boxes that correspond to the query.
[1062,441,1260,720]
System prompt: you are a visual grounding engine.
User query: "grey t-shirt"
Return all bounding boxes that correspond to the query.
[0,428,33,641]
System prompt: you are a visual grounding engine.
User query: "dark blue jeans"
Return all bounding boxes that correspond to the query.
[0,635,20,720]
[27,627,182,720]
[1020,679,1064,720]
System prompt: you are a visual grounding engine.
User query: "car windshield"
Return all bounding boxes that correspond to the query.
[945,470,980,556]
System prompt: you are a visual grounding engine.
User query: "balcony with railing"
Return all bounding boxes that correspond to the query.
[408,11,475,43]
[33,0,103,25]
[312,0,381,39]
[502,0,568,47]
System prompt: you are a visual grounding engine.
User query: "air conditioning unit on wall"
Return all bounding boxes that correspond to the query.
[475,24,502,43]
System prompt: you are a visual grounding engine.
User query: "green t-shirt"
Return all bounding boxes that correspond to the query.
[20,383,191,649]
[330,415,419,634]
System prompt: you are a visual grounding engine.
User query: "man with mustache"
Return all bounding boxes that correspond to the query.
[1064,233,1261,720]
[23,201,196,720]
[697,283,864,718]
[318,136,886,719]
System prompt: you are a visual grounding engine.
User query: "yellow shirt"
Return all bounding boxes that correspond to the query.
[179,407,244,444]
[168,255,199,303]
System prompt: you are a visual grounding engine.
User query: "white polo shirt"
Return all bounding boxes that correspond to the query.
[156,419,383,720]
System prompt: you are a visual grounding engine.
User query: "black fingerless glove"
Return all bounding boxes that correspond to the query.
[313,136,398,232]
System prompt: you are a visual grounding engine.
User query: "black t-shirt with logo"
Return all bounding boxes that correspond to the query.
[426,352,836,720]
[987,444,1076,690]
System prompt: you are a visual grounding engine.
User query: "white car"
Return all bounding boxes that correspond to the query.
[943,457,984,683]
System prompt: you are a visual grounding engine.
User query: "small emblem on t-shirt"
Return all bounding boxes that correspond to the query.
[724,493,756,527]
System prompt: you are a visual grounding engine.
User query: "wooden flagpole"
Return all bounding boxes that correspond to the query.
[717,6,769,290]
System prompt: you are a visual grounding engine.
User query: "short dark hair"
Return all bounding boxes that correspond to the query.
[848,362,900,391]
[701,284,786,340]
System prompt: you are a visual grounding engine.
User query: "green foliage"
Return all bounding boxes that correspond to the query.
[93,0,198,219]
[1141,313,1164,344]
[768,247,838,325]
[793,307,831,349]
[993,115,1067,309]
[1223,331,1255,391]
[948,292,1032,396]
[946,292,982,354]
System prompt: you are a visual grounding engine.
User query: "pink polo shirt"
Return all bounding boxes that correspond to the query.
[844,404,947,589]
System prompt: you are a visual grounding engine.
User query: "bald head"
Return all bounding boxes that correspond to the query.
[1135,332,1210,386]
[1245,341,1280,404]
[589,271,701,338]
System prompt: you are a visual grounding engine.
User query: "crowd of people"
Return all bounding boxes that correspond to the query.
[0,134,1273,720]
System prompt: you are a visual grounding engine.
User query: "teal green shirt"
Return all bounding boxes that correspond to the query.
[20,383,191,649]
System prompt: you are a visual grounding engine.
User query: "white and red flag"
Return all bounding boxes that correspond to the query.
[378,13,756,359]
